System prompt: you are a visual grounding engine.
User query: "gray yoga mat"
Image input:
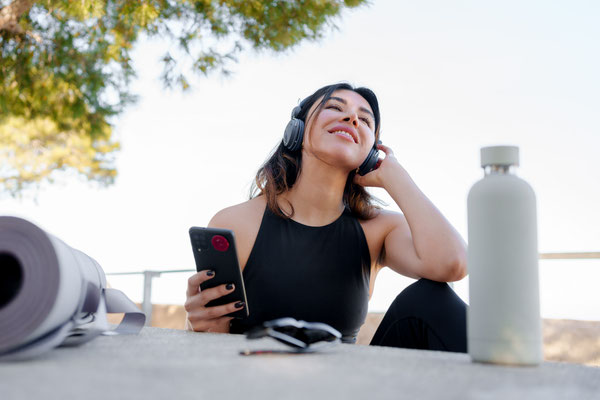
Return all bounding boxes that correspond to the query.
[0,216,145,360]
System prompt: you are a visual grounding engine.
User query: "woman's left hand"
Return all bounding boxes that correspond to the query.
[353,143,400,188]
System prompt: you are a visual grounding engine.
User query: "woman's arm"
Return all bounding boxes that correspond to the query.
[355,144,467,282]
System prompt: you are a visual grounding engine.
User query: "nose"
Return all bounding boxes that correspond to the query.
[343,113,359,128]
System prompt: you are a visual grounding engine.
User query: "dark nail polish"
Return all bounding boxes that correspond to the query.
[226,283,234,290]
[235,301,245,309]
[206,270,215,276]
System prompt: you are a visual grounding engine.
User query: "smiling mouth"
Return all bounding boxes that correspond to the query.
[329,130,357,143]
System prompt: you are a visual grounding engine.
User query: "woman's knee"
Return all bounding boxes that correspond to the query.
[388,278,466,317]
[393,278,451,304]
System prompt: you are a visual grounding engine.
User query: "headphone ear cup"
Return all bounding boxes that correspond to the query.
[283,118,304,152]
[357,147,379,176]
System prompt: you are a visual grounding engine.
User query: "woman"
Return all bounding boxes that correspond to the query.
[185,83,468,352]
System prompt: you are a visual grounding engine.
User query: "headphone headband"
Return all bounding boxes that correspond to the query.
[291,105,302,119]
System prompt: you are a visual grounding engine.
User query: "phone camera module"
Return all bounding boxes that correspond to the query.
[211,235,229,252]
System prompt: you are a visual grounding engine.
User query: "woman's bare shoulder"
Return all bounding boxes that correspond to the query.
[358,208,408,266]
[208,196,266,233]
[208,196,267,270]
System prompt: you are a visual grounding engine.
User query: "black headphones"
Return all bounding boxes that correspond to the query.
[283,100,380,176]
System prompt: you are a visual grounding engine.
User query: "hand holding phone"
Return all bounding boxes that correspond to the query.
[185,270,242,332]
[187,227,249,320]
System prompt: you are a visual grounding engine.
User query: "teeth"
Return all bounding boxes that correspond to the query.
[331,130,354,142]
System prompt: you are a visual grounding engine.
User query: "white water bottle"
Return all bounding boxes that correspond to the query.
[467,145,543,365]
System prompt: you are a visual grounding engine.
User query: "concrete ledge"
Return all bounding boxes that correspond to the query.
[1,327,599,400]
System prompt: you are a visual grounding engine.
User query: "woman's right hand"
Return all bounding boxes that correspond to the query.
[184,270,245,333]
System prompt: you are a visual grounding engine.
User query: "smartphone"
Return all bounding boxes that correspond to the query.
[188,227,249,319]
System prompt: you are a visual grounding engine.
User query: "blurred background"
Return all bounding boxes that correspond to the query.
[2,0,599,359]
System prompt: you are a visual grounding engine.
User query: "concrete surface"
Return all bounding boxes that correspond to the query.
[1,327,599,399]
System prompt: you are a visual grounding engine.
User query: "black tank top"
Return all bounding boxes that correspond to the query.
[231,204,371,343]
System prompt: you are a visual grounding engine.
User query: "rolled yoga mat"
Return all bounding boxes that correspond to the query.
[0,216,145,360]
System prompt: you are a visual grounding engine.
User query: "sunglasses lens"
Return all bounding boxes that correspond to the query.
[273,325,300,338]
[302,328,338,344]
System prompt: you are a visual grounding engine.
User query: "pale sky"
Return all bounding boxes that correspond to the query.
[4,0,600,320]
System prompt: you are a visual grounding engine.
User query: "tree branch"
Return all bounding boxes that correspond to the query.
[0,0,35,35]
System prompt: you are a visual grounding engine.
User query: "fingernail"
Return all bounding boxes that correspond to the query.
[206,270,215,276]
[226,283,234,290]
[235,301,245,309]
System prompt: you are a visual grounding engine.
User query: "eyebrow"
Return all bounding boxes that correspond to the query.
[328,96,375,119]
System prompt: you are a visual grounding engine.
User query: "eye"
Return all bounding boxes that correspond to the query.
[326,104,343,111]
[360,117,372,128]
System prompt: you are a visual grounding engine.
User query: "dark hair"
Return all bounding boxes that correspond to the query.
[250,83,383,220]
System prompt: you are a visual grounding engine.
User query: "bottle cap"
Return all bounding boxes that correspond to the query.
[480,146,519,167]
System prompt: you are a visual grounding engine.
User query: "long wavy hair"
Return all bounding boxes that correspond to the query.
[250,83,383,220]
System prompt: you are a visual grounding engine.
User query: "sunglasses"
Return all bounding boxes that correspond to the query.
[242,317,342,354]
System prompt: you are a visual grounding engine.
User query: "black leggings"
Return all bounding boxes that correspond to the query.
[369,278,467,353]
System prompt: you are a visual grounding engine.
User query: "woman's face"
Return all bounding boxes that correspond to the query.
[303,89,376,172]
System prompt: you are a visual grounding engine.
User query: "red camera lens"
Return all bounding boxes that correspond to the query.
[211,235,229,252]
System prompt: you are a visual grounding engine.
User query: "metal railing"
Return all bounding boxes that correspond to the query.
[106,252,600,325]
[106,269,194,325]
